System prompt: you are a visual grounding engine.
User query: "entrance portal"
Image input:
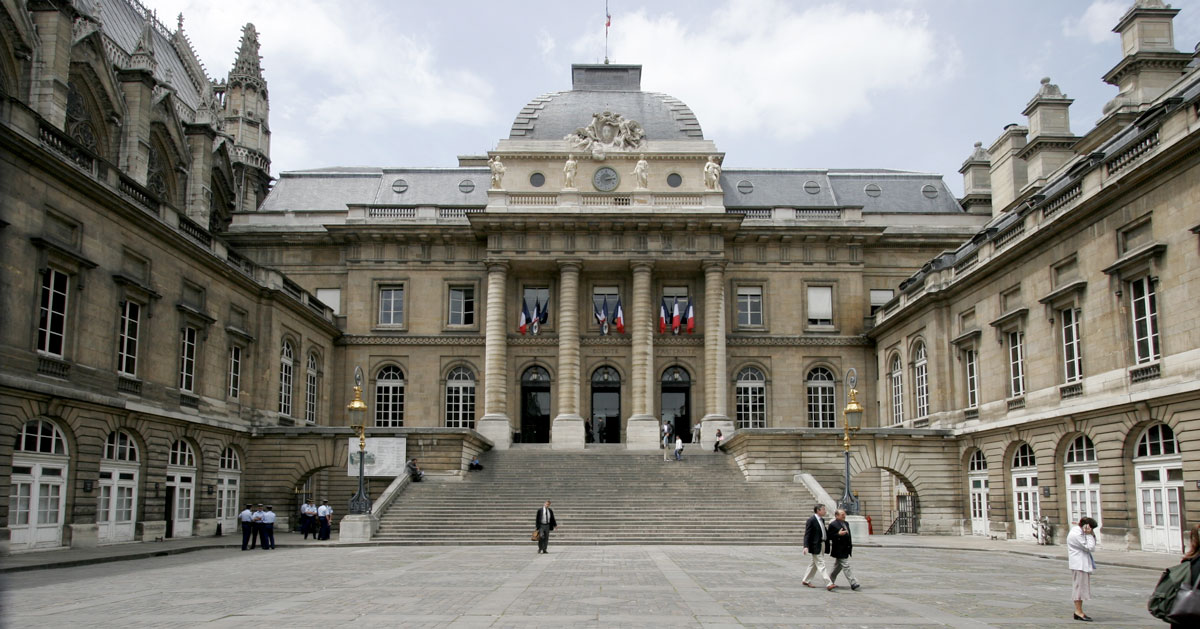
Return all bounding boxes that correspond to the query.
[520,366,551,444]
[590,366,621,443]
[661,366,692,443]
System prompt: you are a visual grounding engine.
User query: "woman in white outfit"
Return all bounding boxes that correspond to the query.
[1066,516,1099,622]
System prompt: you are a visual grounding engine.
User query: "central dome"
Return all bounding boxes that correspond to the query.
[508,64,704,142]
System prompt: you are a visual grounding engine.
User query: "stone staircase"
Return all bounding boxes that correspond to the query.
[373,446,818,544]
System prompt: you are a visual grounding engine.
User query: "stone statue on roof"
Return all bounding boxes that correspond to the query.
[563,155,577,189]
[565,111,646,159]
[633,155,649,189]
[703,156,722,192]
[489,156,506,190]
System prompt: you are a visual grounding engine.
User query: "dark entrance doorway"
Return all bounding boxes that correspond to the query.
[590,366,621,443]
[661,366,692,443]
[520,366,551,443]
[164,485,176,538]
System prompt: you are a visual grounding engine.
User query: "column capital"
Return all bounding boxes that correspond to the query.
[485,259,510,273]
[702,259,728,273]
[556,258,584,272]
[630,259,655,273]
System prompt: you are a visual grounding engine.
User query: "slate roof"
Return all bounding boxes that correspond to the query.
[510,90,703,141]
[722,169,963,213]
[261,168,490,212]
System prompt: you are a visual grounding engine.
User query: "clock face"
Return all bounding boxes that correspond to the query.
[593,166,619,192]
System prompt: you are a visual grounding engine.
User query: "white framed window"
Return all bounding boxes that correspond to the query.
[1061,307,1083,383]
[169,440,196,467]
[104,431,138,462]
[445,366,476,428]
[965,349,979,409]
[375,366,406,427]
[117,301,141,376]
[220,447,240,471]
[968,450,989,536]
[449,286,475,326]
[735,367,766,429]
[805,367,835,428]
[807,286,833,326]
[1134,423,1183,553]
[1011,443,1039,541]
[736,286,763,327]
[217,448,241,527]
[889,354,904,424]
[279,341,294,416]
[38,268,70,356]
[228,346,242,399]
[11,420,69,550]
[1130,277,1160,364]
[379,286,404,326]
[969,450,987,472]
[178,326,197,392]
[913,342,929,418]
[1008,331,1025,397]
[305,353,319,424]
[1064,435,1101,526]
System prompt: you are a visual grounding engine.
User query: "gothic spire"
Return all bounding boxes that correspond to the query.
[230,23,264,82]
[130,9,157,74]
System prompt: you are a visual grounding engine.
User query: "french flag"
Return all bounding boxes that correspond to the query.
[684,297,695,334]
[595,296,609,334]
[531,298,544,335]
[659,298,669,334]
[671,298,682,334]
[613,296,625,334]
[518,300,531,335]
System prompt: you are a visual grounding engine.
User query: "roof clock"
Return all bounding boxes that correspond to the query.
[593,166,620,192]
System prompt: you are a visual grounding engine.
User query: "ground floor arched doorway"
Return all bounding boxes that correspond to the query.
[520,366,551,444]
[661,366,691,443]
[590,366,621,443]
[851,467,920,534]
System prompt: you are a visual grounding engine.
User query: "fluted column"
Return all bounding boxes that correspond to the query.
[702,260,733,443]
[478,260,512,448]
[626,260,658,448]
[552,260,585,448]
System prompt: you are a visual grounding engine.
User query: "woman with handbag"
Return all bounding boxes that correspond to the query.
[1169,524,1200,628]
[1067,517,1098,622]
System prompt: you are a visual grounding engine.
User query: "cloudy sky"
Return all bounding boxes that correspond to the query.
[148,0,1200,196]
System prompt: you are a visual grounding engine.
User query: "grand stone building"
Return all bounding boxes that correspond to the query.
[0,0,1196,553]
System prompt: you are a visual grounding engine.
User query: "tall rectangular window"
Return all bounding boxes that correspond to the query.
[305,354,319,424]
[1130,277,1160,364]
[117,301,141,376]
[1061,308,1083,383]
[1008,331,1025,397]
[965,349,979,409]
[449,287,475,326]
[37,268,69,356]
[178,326,197,392]
[592,286,619,317]
[736,286,763,326]
[379,287,404,326]
[523,287,551,323]
[807,286,833,326]
[228,346,242,399]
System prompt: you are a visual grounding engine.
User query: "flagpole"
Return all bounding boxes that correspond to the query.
[605,0,610,64]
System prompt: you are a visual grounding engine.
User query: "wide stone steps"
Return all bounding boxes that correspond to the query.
[373,448,816,544]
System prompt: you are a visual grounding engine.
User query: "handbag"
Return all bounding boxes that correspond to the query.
[531,529,540,542]
[1166,564,1200,625]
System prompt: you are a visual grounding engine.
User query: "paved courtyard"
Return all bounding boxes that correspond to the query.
[2,544,1164,628]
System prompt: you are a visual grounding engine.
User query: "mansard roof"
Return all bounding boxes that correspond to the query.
[721,169,964,214]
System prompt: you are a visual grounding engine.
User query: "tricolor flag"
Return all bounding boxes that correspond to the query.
[531,298,543,335]
[519,300,531,335]
[671,298,682,334]
[606,8,611,27]
[684,297,696,334]
[595,295,609,335]
[613,296,625,334]
[659,298,669,334]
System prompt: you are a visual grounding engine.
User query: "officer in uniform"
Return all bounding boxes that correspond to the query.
[260,505,276,550]
[251,504,265,548]
[238,504,254,550]
[316,500,332,540]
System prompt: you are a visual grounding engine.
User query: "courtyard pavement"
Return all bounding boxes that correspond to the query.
[0,535,1170,628]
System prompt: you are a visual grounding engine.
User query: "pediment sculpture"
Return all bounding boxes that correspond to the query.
[565,111,646,158]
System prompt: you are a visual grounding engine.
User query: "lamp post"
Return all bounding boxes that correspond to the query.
[348,366,372,515]
[840,368,864,515]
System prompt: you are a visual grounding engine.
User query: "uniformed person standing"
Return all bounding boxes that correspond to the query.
[260,506,276,550]
[316,500,332,540]
[238,504,255,550]
[251,504,265,548]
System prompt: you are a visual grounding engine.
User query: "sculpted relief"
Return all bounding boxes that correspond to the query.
[565,111,646,158]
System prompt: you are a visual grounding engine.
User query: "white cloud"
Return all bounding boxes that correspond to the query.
[537,29,557,59]
[569,0,952,142]
[1063,1,1126,44]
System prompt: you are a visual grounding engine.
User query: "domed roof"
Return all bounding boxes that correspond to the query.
[509,65,704,141]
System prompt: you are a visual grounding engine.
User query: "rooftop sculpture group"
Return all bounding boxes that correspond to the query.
[565,111,646,159]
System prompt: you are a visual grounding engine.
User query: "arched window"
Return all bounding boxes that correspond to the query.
[305,353,319,424]
[279,341,294,416]
[1012,443,1036,469]
[220,447,241,471]
[523,366,551,383]
[15,419,67,454]
[913,342,929,418]
[169,440,195,467]
[103,431,138,461]
[1065,435,1097,464]
[805,367,835,428]
[1065,435,1101,526]
[662,366,690,384]
[1136,424,1179,458]
[375,366,406,427]
[592,366,620,384]
[889,354,904,424]
[445,366,476,429]
[969,450,987,472]
[736,367,766,429]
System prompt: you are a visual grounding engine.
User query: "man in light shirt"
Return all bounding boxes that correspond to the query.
[316,500,332,540]
[251,504,265,549]
[238,504,255,550]
[260,505,277,550]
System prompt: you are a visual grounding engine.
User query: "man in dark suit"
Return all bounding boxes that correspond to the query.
[827,508,861,590]
[535,500,557,554]
[801,503,833,590]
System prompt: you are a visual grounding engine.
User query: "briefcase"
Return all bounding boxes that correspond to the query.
[531,529,540,542]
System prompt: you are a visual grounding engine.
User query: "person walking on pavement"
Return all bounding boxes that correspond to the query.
[535,500,557,554]
[260,506,277,550]
[662,421,673,461]
[674,436,684,461]
[827,509,861,590]
[1067,516,1098,621]
[802,503,834,590]
[238,504,255,550]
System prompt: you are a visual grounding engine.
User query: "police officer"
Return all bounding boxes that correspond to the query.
[316,500,332,540]
[238,504,255,550]
[301,499,317,539]
[260,505,276,550]
[251,504,265,548]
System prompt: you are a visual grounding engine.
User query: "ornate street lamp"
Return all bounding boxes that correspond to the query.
[840,368,864,515]
[348,366,372,515]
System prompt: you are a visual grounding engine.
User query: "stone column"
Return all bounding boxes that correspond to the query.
[552,260,585,449]
[701,260,733,443]
[478,260,512,448]
[626,260,658,449]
